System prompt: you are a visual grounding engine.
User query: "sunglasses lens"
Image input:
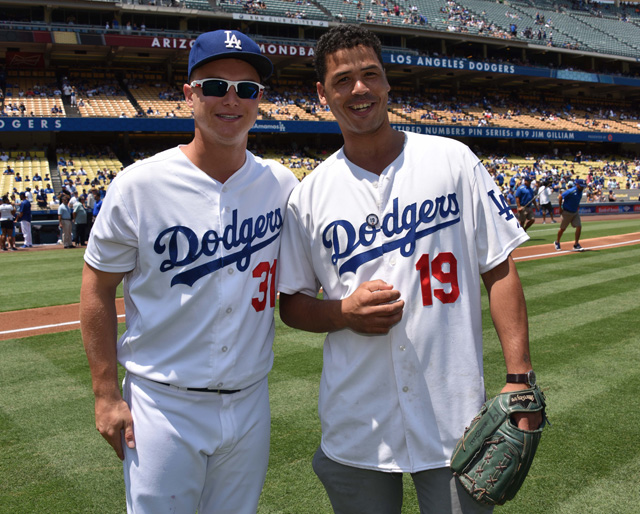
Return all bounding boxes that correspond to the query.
[202,80,229,97]
[199,80,261,99]
[236,83,260,99]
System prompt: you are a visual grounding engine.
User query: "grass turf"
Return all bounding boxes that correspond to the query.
[0,224,639,513]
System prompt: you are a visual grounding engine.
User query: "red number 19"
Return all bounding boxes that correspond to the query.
[415,252,459,306]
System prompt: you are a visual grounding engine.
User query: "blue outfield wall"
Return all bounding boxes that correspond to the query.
[2,117,640,142]
[509,203,640,217]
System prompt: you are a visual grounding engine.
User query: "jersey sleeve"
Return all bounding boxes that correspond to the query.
[470,153,529,274]
[84,182,138,273]
[277,191,320,298]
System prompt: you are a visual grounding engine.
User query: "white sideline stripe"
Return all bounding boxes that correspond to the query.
[514,238,640,261]
[0,314,126,336]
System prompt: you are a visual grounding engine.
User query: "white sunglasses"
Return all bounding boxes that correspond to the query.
[190,78,264,99]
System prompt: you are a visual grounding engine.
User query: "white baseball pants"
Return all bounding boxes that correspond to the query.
[122,373,270,514]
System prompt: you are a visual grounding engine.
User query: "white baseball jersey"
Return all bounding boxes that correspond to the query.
[85,146,298,390]
[278,132,529,473]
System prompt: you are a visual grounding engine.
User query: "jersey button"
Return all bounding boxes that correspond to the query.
[227,268,234,275]
[402,386,409,392]
[221,346,228,352]
[217,382,224,388]
[399,345,405,351]
[389,257,396,266]
[226,307,232,314]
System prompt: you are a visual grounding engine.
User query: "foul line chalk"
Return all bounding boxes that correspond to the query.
[514,238,640,261]
[0,314,126,336]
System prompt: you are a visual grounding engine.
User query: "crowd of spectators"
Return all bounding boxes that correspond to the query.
[483,150,640,208]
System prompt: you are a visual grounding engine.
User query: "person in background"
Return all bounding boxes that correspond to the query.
[555,178,587,252]
[58,194,73,248]
[537,178,556,224]
[16,191,32,248]
[0,194,17,251]
[73,194,89,246]
[515,174,537,232]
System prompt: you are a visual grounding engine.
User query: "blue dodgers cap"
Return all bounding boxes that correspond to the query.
[188,30,273,81]
[575,179,588,188]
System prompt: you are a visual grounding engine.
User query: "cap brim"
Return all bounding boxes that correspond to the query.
[190,53,273,82]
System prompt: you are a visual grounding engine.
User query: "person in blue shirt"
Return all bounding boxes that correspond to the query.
[91,189,103,225]
[515,175,537,232]
[16,191,32,247]
[555,178,587,252]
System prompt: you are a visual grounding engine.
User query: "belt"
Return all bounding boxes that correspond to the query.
[154,380,241,394]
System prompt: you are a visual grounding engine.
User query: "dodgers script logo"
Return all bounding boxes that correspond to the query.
[323,193,460,276]
[154,208,283,287]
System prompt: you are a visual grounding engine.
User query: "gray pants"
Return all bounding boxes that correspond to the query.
[312,446,493,514]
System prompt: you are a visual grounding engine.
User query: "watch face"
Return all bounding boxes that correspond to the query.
[527,370,537,387]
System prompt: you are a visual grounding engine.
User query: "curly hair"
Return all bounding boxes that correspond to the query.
[314,25,384,84]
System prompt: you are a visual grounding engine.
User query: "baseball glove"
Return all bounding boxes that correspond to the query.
[450,385,548,506]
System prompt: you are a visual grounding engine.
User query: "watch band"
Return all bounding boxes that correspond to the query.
[506,369,536,387]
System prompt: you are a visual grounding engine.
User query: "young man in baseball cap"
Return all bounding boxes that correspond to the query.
[81,29,298,513]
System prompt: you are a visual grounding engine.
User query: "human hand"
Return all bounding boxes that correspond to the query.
[94,396,135,460]
[500,382,543,430]
[341,280,404,334]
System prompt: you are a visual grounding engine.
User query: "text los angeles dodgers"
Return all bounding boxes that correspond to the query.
[323,193,461,276]
[154,208,284,287]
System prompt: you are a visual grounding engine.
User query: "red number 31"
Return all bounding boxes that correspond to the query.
[252,259,277,312]
[415,252,460,306]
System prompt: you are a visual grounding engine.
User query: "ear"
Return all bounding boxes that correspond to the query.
[183,83,194,107]
[317,81,328,106]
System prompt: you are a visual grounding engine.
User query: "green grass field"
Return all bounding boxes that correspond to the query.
[1,216,639,513]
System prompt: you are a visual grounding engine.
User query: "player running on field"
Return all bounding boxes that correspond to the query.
[277,25,542,514]
[80,30,298,514]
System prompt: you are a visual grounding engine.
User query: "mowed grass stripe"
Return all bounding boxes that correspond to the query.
[550,455,640,514]
[493,313,639,513]
[497,377,640,514]
[482,288,638,354]
[0,332,125,513]
[515,245,640,282]
[480,246,640,318]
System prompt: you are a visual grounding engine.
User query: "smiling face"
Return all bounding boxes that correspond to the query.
[184,58,263,149]
[316,45,391,140]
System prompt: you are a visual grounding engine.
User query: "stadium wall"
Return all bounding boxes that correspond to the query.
[3,118,640,145]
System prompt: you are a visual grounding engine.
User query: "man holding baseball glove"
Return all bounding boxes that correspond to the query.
[278,25,546,514]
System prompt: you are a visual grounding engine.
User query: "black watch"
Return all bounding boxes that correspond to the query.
[506,369,536,388]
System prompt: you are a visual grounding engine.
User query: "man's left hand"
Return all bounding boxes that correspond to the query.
[500,382,543,430]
